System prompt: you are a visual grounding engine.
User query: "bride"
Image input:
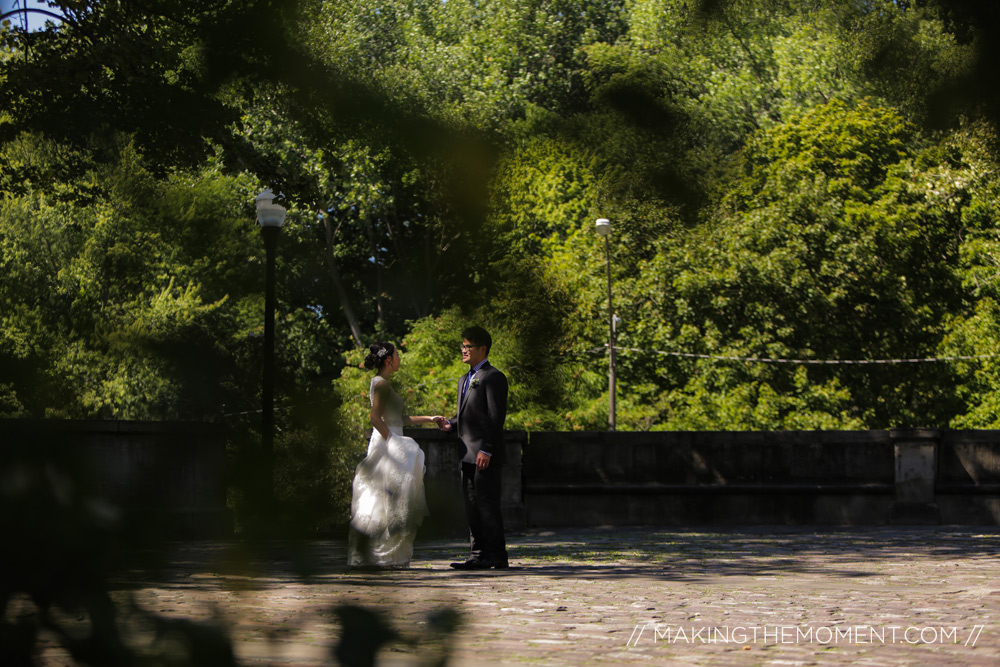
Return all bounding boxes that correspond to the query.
[348,341,445,569]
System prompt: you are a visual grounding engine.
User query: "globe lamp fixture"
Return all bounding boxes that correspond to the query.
[256,188,287,228]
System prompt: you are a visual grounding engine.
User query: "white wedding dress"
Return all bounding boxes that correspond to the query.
[347,376,428,568]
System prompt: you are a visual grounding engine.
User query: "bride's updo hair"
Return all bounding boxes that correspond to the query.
[364,341,395,371]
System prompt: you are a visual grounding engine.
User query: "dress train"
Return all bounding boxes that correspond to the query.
[348,425,427,568]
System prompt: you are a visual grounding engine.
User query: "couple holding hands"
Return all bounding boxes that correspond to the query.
[347,326,509,571]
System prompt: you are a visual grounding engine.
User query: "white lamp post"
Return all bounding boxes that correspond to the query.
[256,188,286,503]
[596,218,616,431]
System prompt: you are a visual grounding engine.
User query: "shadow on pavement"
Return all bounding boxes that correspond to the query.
[108,525,1000,591]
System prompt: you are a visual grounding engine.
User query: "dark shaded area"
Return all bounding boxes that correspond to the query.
[102,526,1000,590]
[333,606,398,667]
[0,1,498,208]
[0,426,462,665]
[923,1,1000,138]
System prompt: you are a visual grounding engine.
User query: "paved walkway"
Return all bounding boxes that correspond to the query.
[34,527,1000,665]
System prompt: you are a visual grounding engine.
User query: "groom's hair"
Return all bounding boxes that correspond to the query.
[461,326,492,354]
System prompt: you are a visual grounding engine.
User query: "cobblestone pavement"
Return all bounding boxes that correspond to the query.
[34,526,1000,665]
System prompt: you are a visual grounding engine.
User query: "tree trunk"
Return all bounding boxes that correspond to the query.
[322,214,365,348]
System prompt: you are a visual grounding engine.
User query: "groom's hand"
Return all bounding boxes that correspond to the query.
[476,451,491,470]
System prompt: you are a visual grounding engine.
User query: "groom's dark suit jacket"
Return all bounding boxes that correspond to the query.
[450,362,508,465]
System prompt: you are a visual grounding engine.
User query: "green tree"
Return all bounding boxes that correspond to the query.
[0,137,264,419]
[663,100,974,428]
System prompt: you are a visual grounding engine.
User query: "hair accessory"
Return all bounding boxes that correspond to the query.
[377,348,388,358]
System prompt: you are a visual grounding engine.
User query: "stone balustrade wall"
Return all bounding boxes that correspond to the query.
[3,421,998,537]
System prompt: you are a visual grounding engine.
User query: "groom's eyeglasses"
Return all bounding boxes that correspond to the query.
[460,344,481,351]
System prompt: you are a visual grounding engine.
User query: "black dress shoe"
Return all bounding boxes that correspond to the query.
[486,552,510,569]
[450,557,509,570]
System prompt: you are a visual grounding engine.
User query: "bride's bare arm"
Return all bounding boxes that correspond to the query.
[404,415,448,427]
[369,384,392,440]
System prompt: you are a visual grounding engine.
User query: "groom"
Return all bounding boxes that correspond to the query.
[441,326,509,570]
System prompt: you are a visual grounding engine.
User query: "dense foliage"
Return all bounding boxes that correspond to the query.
[5,0,1000,527]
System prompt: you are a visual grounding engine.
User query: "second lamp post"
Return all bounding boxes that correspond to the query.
[256,188,287,504]
[596,218,616,431]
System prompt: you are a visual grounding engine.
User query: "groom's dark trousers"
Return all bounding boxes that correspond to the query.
[462,461,505,560]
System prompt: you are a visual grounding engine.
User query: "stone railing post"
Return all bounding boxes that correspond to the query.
[890,428,940,525]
